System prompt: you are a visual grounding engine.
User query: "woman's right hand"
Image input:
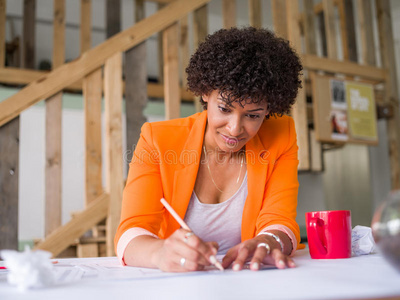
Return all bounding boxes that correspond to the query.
[151,228,218,272]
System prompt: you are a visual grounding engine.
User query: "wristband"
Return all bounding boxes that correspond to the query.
[258,232,284,252]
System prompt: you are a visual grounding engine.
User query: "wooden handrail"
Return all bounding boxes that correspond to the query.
[0,0,210,127]
[34,193,109,257]
[301,54,388,82]
[0,67,195,100]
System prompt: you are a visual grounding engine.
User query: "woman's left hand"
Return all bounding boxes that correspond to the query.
[221,235,296,271]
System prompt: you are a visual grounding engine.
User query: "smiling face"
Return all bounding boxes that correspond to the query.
[203,90,268,153]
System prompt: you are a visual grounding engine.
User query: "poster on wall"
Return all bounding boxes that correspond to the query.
[346,82,377,140]
[330,80,349,141]
[312,74,378,144]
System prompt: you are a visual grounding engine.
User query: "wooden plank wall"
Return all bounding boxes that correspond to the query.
[303,0,322,172]
[322,0,337,60]
[376,0,400,189]
[286,0,310,170]
[125,0,148,168]
[0,0,21,251]
[343,0,358,61]
[45,0,65,237]
[0,115,19,250]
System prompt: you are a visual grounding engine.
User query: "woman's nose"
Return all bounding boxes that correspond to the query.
[227,116,243,137]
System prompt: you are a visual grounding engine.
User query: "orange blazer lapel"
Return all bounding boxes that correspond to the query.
[165,111,208,237]
[242,130,270,241]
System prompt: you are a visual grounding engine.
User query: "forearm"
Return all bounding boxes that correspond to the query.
[123,235,164,268]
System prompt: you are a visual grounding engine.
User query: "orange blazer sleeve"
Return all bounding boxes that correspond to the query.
[114,122,165,249]
[255,117,300,248]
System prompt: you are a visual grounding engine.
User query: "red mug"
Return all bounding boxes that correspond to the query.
[305,210,352,259]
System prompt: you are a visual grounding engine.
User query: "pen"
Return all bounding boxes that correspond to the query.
[160,198,224,271]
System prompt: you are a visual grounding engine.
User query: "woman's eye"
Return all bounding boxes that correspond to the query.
[218,106,230,113]
[247,114,260,119]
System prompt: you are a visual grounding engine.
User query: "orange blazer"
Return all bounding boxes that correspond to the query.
[115,110,300,251]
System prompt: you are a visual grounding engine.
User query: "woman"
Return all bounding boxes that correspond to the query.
[115,27,303,272]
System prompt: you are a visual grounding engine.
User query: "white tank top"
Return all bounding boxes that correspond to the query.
[183,173,248,255]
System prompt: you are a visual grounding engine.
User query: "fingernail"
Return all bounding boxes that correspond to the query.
[279,260,285,266]
[209,255,217,264]
[251,262,259,270]
[289,261,296,267]
[233,264,240,271]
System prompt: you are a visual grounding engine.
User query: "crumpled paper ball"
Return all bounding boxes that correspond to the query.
[352,225,377,256]
[0,246,55,291]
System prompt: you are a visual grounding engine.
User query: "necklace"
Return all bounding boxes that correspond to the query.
[203,146,244,193]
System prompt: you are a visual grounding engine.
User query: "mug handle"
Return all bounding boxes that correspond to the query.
[308,217,327,255]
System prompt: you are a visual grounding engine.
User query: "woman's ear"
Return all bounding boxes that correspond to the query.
[202,94,209,103]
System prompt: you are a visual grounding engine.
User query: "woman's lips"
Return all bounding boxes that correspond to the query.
[220,133,243,145]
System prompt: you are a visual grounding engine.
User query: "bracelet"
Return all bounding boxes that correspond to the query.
[258,232,284,252]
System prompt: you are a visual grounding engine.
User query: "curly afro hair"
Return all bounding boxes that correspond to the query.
[186,27,303,116]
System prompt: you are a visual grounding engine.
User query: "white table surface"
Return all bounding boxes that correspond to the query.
[1,248,400,300]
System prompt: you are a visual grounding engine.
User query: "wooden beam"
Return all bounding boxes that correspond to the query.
[271,0,287,39]
[343,0,358,61]
[106,0,121,38]
[83,69,103,205]
[53,0,65,68]
[163,23,180,120]
[125,0,147,170]
[158,3,166,83]
[44,92,63,237]
[179,15,190,87]
[22,0,36,69]
[323,0,337,59]
[0,0,6,68]
[77,243,99,258]
[35,193,109,257]
[302,54,387,81]
[193,4,208,112]
[314,0,341,14]
[337,0,348,60]
[376,0,400,189]
[147,0,174,3]
[357,0,375,65]
[80,0,92,53]
[0,117,19,250]
[303,0,317,55]
[222,0,236,29]
[249,0,261,28]
[317,11,327,57]
[0,67,195,100]
[286,0,310,170]
[45,0,65,237]
[304,0,322,172]
[310,129,323,172]
[104,52,124,256]
[0,0,211,127]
